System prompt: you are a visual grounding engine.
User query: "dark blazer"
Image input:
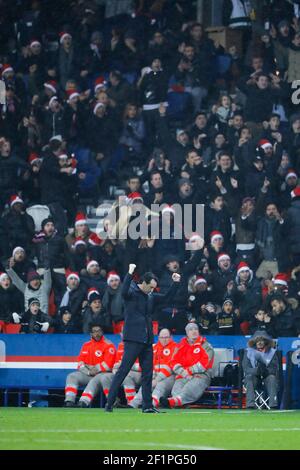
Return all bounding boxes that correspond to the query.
[121,273,178,345]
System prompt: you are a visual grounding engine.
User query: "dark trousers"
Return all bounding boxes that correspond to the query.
[106,341,153,410]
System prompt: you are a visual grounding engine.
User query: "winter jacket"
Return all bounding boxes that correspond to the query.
[81,306,111,334]
[153,340,178,380]
[101,285,124,323]
[6,267,52,314]
[284,199,300,254]
[77,337,116,373]
[0,285,23,322]
[2,210,35,255]
[170,336,214,379]
[33,230,68,269]
[19,308,52,334]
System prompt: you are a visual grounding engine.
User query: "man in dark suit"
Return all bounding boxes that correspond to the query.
[105,263,181,413]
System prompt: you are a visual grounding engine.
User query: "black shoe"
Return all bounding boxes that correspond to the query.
[159,397,170,409]
[78,401,89,408]
[142,407,161,413]
[64,401,75,408]
[104,404,113,412]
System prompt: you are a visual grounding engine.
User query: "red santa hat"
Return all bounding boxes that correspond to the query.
[65,270,80,282]
[188,232,202,242]
[59,32,72,44]
[88,232,104,246]
[127,192,143,203]
[29,39,41,48]
[73,237,87,248]
[10,195,24,207]
[107,271,120,284]
[194,276,207,287]
[94,76,107,93]
[291,186,300,199]
[0,272,9,282]
[1,64,13,77]
[285,169,298,181]
[93,102,105,115]
[44,80,57,94]
[237,261,250,276]
[87,287,99,300]
[273,273,288,287]
[217,253,231,265]
[28,152,41,165]
[75,212,87,227]
[258,139,272,150]
[86,260,99,272]
[162,205,175,216]
[210,231,224,244]
[66,90,80,102]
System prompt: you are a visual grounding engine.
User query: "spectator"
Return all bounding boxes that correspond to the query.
[14,297,52,334]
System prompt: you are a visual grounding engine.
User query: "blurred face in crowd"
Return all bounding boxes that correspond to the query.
[254,158,264,171]
[179,181,192,197]
[97,90,109,105]
[12,202,24,213]
[91,325,103,341]
[95,104,106,117]
[50,98,61,113]
[219,257,231,271]
[256,339,267,351]
[126,104,137,119]
[266,203,278,219]
[239,269,250,283]
[88,262,100,275]
[292,119,300,133]
[270,116,280,130]
[211,236,223,250]
[221,95,231,108]
[212,196,224,210]
[166,260,179,273]
[90,299,102,314]
[271,299,285,315]
[30,302,40,315]
[109,72,120,87]
[58,155,68,167]
[223,301,233,314]
[219,154,232,171]
[151,172,163,189]
[190,24,203,42]
[183,45,195,61]
[104,240,113,254]
[76,222,88,237]
[14,249,25,262]
[108,278,120,290]
[195,114,207,129]
[62,34,72,48]
[0,139,11,157]
[255,310,266,322]
[252,57,263,71]
[215,133,226,148]
[279,24,290,37]
[158,328,171,347]
[186,150,201,166]
[195,281,207,293]
[62,311,72,324]
[177,131,189,145]
[232,114,243,129]
[67,276,79,290]
[153,32,164,45]
[30,42,42,55]
[286,175,297,188]
[43,221,55,236]
[263,145,273,158]
[127,177,140,192]
[240,127,251,141]
[151,59,162,72]
[242,199,254,213]
[30,278,41,289]
[0,275,11,289]
[257,75,269,90]
[293,33,300,47]
[186,324,199,342]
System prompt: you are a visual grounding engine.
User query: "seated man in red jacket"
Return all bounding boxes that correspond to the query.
[64,322,116,407]
[160,322,214,408]
[130,328,178,408]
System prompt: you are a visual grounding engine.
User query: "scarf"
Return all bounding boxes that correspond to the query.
[60,287,72,308]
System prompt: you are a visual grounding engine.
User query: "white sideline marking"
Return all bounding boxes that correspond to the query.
[0,437,223,450]
[1,428,300,433]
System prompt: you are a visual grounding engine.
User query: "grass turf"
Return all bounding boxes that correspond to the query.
[0,408,300,450]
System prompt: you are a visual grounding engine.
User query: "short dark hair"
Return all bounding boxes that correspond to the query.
[89,322,103,332]
[141,272,158,285]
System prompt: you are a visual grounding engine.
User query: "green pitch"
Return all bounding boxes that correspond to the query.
[0,408,300,450]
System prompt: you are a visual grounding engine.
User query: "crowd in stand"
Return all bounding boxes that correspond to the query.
[1,0,300,338]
